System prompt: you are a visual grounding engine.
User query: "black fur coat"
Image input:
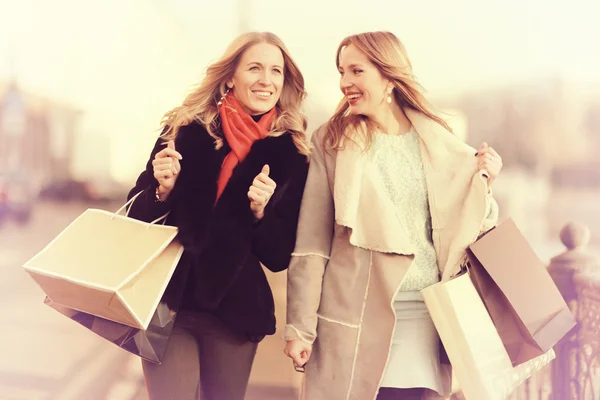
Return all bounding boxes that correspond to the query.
[127,121,309,341]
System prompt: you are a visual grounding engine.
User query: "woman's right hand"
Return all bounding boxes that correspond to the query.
[152,140,183,199]
[284,339,313,369]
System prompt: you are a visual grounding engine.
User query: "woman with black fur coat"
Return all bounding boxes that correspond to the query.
[127,31,309,400]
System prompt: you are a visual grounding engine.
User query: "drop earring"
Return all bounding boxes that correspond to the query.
[217,87,231,106]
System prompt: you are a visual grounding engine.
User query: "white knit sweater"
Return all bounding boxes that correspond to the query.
[369,127,439,293]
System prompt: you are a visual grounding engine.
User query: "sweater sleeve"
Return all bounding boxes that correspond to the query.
[480,191,499,234]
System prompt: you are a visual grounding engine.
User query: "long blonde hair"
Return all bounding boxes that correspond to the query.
[161,32,309,155]
[325,31,452,150]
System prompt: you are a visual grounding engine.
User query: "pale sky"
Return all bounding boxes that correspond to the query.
[0,0,598,183]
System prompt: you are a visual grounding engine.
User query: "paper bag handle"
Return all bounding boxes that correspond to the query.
[114,190,143,216]
[149,213,170,227]
[112,190,170,227]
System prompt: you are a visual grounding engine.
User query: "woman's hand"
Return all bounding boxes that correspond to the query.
[152,140,182,200]
[248,164,276,221]
[284,339,312,371]
[476,142,502,186]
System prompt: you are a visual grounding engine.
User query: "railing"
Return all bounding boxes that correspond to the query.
[510,222,600,400]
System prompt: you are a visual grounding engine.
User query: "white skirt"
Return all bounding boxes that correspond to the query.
[380,291,444,395]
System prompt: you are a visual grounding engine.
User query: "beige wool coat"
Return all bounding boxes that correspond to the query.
[285,108,499,400]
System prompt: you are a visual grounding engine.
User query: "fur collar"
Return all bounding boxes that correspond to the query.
[333,109,489,268]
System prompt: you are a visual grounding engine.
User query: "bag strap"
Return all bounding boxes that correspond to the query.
[112,190,170,228]
[149,213,170,227]
[114,191,143,216]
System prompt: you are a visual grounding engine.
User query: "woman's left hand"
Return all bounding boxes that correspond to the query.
[249,164,276,221]
[476,142,503,186]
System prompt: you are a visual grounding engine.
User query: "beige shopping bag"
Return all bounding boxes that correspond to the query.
[422,273,555,400]
[23,192,184,330]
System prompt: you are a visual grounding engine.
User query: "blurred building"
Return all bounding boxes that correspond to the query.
[438,78,600,244]
[449,78,594,172]
[0,80,81,188]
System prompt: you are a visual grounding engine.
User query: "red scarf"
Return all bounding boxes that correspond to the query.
[216,92,276,201]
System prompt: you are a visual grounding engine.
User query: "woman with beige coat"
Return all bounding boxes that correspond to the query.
[283,32,503,400]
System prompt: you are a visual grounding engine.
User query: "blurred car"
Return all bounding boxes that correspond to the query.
[0,171,38,225]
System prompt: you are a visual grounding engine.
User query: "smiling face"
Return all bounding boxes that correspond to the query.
[227,42,285,115]
[338,44,391,119]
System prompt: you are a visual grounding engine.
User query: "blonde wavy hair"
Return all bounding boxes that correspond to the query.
[325,31,452,150]
[161,32,309,156]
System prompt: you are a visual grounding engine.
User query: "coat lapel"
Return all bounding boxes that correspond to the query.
[407,108,490,280]
[333,109,491,279]
[334,122,416,256]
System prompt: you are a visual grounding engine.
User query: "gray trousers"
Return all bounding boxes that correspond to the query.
[142,311,258,400]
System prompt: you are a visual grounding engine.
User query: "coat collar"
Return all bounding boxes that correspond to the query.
[333,108,489,260]
[333,119,415,255]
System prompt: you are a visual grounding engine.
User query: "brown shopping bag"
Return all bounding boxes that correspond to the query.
[23,191,184,330]
[466,218,576,366]
[422,273,555,400]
